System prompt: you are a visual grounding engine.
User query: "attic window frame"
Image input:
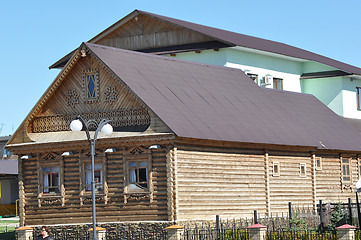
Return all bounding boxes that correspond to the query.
[273,77,283,90]
[273,162,280,177]
[300,163,306,177]
[83,69,100,104]
[357,87,361,110]
[316,157,322,171]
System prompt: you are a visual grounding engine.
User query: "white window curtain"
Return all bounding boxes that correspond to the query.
[43,174,49,193]
[130,169,136,183]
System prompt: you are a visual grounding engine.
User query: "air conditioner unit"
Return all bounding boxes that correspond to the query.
[264,75,273,85]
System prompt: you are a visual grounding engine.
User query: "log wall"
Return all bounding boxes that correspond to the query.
[20,145,169,226]
[176,147,267,220]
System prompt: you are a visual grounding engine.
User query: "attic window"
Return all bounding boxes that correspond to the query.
[273,162,280,177]
[83,70,100,103]
[357,87,361,110]
[273,78,283,90]
[300,163,306,177]
[247,73,258,85]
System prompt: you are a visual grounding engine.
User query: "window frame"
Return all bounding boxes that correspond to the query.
[342,157,351,182]
[126,159,151,194]
[247,73,259,85]
[123,147,154,204]
[273,162,280,177]
[37,153,65,207]
[357,87,361,110]
[316,157,322,171]
[80,159,106,195]
[84,163,104,192]
[42,166,61,194]
[273,77,283,90]
[300,163,306,177]
[82,69,100,103]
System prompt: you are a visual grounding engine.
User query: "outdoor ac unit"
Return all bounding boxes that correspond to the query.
[264,75,273,85]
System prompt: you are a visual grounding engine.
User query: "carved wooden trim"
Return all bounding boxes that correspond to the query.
[32,108,150,133]
[104,86,118,104]
[65,89,80,107]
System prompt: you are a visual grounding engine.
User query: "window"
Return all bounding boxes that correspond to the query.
[273,162,280,177]
[84,163,103,192]
[128,161,149,191]
[300,163,306,177]
[357,87,361,110]
[82,70,99,103]
[273,78,283,90]
[87,74,96,98]
[316,157,322,171]
[342,158,351,181]
[247,73,258,85]
[42,167,60,193]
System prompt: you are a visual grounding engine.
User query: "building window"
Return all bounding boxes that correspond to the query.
[42,167,60,193]
[300,163,306,177]
[273,78,283,90]
[273,162,280,177]
[316,157,322,171]
[247,73,258,85]
[84,163,103,192]
[82,70,99,103]
[342,158,351,181]
[128,161,149,191]
[357,87,361,110]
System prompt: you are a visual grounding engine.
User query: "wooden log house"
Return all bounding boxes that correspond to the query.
[6,11,361,227]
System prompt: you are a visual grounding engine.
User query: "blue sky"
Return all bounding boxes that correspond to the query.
[1,0,361,136]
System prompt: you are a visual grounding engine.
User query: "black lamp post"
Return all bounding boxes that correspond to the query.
[70,116,112,240]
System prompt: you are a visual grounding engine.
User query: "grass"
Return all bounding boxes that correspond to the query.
[0,220,19,225]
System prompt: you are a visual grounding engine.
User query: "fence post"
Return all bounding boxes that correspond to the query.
[15,226,33,240]
[254,210,258,224]
[336,224,357,240]
[247,224,267,240]
[88,227,106,240]
[288,202,292,229]
[216,215,220,238]
[348,198,352,225]
[319,200,324,231]
[166,224,184,240]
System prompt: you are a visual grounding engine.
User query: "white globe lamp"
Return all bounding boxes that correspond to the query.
[70,119,83,132]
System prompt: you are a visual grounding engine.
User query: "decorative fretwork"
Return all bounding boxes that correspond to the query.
[32,108,150,133]
[124,193,149,204]
[130,147,144,155]
[65,89,80,107]
[42,152,59,161]
[104,86,118,104]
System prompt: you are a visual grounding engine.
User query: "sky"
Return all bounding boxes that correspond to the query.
[1,0,361,136]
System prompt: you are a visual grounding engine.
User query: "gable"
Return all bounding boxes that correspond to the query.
[94,14,214,51]
[8,48,172,145]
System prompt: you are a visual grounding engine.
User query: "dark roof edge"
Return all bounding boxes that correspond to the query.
[300,70,350,79]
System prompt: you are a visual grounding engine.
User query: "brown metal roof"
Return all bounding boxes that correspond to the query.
[138,10,361,75]
[85,42,361,151]
[51,10,361,76]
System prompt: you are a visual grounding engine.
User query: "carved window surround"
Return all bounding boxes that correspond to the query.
[79,151,108,205]
[32,108,150,133]
[123,146,153,204]
[83,69,100,104]
[37,152,65,207]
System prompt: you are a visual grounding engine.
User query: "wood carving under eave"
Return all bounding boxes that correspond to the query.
[7,133,176,154]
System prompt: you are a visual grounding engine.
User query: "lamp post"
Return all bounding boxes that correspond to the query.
[355,178,361,229]
[70,116,113,240]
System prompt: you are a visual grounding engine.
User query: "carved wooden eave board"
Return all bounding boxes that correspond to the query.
[7,43,173,148]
